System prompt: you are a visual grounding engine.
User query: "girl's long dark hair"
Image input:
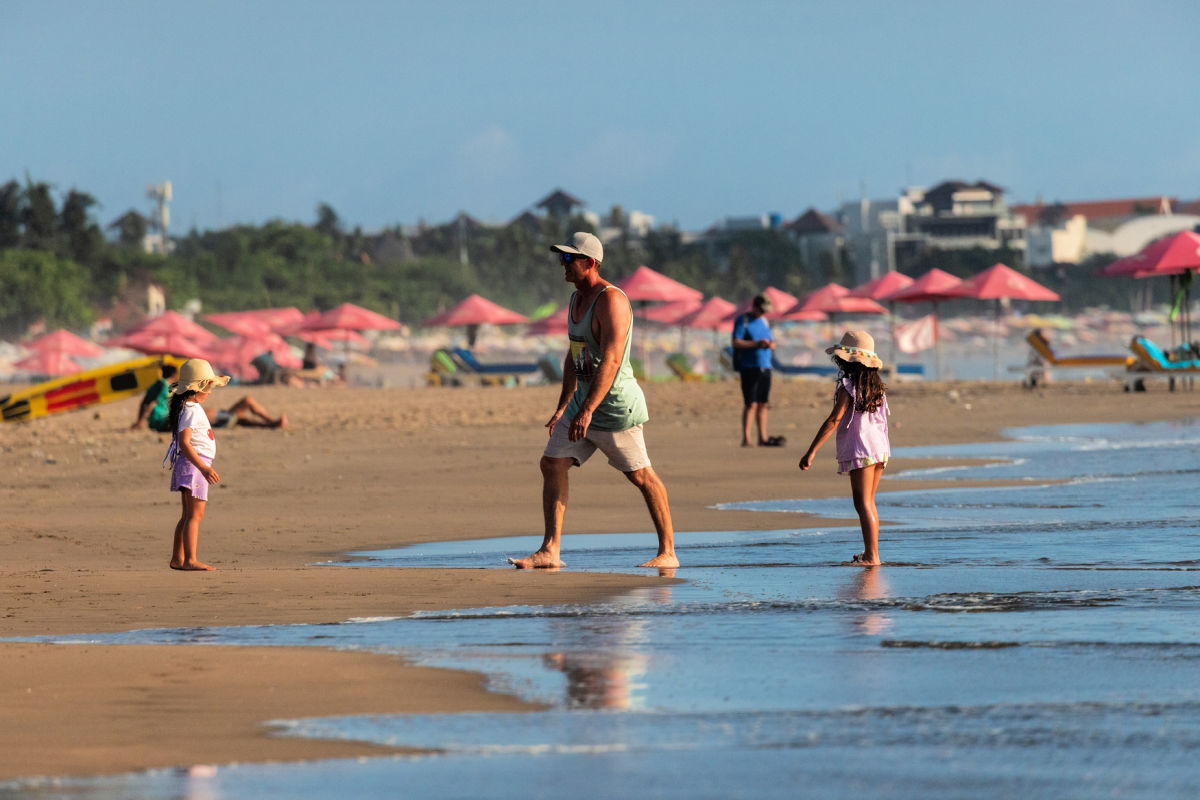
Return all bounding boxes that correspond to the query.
[167,390,198,437]
[832,356,886,413]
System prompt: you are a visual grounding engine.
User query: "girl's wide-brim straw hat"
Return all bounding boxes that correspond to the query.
[170,358,231,395]
[825,330,883,369]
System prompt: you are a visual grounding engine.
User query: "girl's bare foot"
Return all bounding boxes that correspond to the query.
[178,561,215,571]
[638,553,680,569]
[169,561,183,570]
[508,551,564,569]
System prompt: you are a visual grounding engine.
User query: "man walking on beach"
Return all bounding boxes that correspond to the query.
[731,294,781,447]
[510,232,679,570]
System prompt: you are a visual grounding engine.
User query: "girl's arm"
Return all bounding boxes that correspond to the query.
[799,388,851,470]
[177,427,220,484]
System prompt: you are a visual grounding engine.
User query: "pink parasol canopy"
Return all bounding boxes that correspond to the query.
[950,263,1060,302]
[209,333,301,381]
[678,296,738,330]
[304,302,403,332]
[781,283,852,320]
[616,266,703,304]
[15,349,82,376]
[881,269,966,380]
[526,306,569,336]
[423,295,529,328]
[27,329,107,358]
[203,312,274,338]
[127,310,220,344]
[849,272,914,300]
[637,299,703,324]
[1099,230,1200,278]
[882,269,965,303]
[106,330,212,359]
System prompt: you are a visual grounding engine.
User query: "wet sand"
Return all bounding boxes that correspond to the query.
[2,377,1197,781]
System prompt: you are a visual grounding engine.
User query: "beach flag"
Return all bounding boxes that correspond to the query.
[895,314,936,354]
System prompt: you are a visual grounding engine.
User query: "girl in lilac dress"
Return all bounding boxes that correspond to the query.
[799,331,890,565]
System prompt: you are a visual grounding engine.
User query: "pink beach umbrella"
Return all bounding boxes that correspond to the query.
[615,266,702,304]
[850,272,916,363]
[127,310,220,344]
[106,330,212,360]
[304,302,403,332]
[15,348,82,376]
[27,329,106,359]
[950,263,1060,378]
[883,268,967,380]
[423,294,528,347]
[526,306,569,336]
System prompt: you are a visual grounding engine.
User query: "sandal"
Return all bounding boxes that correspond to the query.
[761,436,786,447]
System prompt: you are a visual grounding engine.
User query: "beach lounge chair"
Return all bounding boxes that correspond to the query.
[451,348,539,386]
[427,349,463,386]
[665,352,706,382]
[1126,336,1200,391]
[1021,330,1135,388]
[537,353,564,383]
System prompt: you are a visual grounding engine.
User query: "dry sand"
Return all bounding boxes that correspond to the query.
[2,376,1197,781]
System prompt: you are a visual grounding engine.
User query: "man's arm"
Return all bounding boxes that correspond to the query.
[570,289,628,440]
[545,351,577,435]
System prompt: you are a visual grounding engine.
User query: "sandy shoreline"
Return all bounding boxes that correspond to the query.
[2,377,1198,781]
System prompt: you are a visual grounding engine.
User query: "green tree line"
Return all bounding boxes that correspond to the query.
[0,177,1148,339]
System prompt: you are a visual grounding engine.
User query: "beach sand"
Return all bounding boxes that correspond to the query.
[2,377,1197,781]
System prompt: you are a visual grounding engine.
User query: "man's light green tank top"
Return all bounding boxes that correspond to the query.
[564,285,648,432]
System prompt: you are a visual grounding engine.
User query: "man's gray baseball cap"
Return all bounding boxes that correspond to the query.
[550,231,603,263]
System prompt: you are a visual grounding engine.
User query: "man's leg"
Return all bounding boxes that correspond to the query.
[624,466,679,568]
[755,402,769,444]
[226,396,286,428]
[741,403,757,446]
[510,455,573,568]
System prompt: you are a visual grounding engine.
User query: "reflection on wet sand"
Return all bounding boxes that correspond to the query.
[842,567,891,636]
[544,585,674,709]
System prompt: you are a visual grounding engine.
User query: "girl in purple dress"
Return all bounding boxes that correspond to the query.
[799,331,890,565]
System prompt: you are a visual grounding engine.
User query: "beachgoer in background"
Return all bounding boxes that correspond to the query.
[731,293,781,447]
[164,359,230,571]
[798,331,890,566]
[510,232,678,571]
[131,363,177,432]
[133,364,287,430]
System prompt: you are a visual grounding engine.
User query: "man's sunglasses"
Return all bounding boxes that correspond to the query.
[559,253,589,265]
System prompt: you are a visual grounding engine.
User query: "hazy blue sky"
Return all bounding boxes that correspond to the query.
[3,1,1197,234]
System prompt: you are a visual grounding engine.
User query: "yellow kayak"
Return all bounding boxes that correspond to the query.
[1,355,186,422]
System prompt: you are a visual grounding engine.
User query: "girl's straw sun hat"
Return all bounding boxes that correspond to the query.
[825,330,883,369]
[171,358,231,395]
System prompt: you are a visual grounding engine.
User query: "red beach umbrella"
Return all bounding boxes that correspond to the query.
[950,263,1060,378]
[105,330,212,359]
[127,310,220,344]
[15,349,82,376]
[615,266,702,303]
[678,296,738,330]
[526,306,569,336]
[637,299,703,324]
[849,272,915,364]
[951,263,1060,302]
[203,312,274,338]
[781,283,852,320]
[422,295,528,328]
[1099,230,1200,278]
[304,302,403,332]
[758,286,801,320]
[27,329,107,359]
[849,272,914,301]
[882,269,966,380]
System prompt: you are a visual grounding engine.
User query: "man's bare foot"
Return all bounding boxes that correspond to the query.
[638,553,679,569]
[177,561,215,571]
[850,553,881,566]
[273,414,288,429]
[508,551,564,569]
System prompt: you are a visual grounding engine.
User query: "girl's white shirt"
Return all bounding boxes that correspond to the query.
[178,401,216,460]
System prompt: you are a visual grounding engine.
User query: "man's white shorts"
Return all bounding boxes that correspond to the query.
[543,419,651,473]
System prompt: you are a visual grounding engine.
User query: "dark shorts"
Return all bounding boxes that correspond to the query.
[739,368,772,406]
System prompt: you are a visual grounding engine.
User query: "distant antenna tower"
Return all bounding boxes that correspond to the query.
[146,181,172,254]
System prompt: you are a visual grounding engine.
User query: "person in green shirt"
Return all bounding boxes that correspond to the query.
[509,232,678,572]
[132,363,288,431]
[131,364,176,432]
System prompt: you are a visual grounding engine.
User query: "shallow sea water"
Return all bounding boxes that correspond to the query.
[6,420,1200,799]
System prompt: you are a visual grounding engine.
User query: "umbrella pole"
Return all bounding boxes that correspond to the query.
[933,303,942,381]
[993,299,1001,380]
